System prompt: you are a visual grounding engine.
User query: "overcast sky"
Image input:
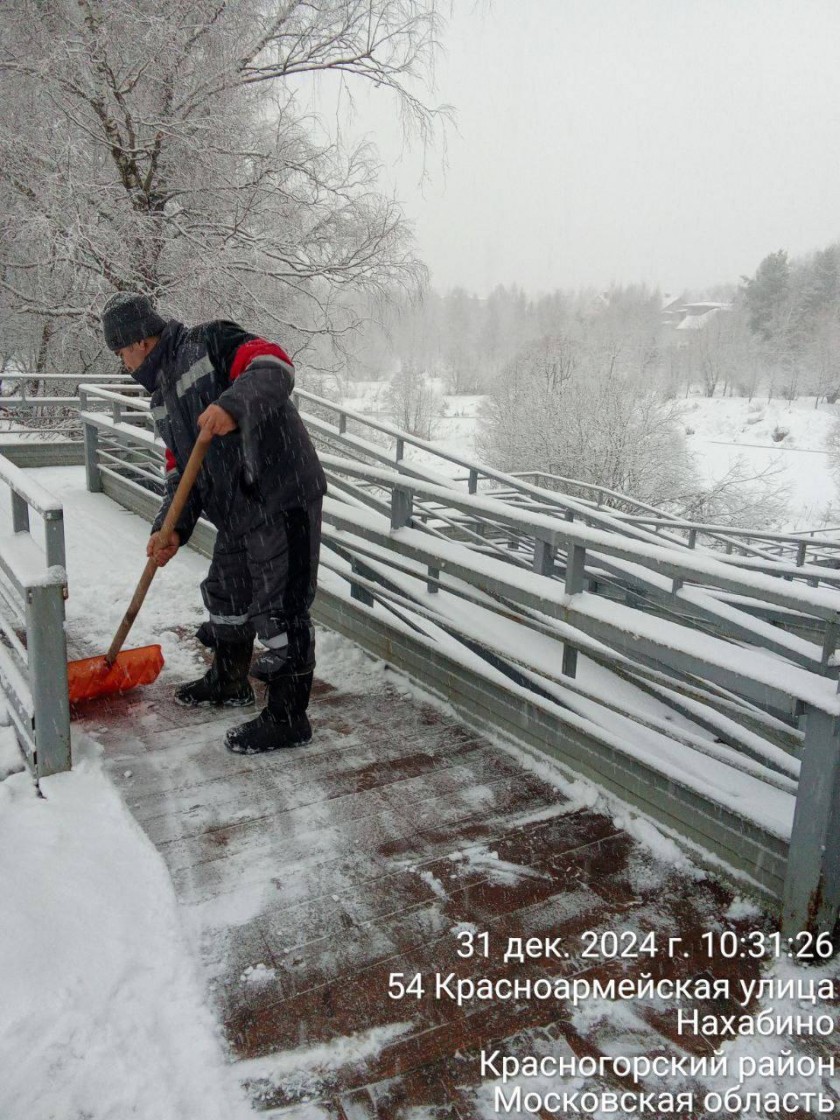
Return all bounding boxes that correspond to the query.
[327,0,840,298]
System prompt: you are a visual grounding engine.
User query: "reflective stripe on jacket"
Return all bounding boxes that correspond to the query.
[132,319,326,543]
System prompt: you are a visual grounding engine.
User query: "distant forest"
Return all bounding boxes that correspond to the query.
[347,243,840,406]
[333,242,840,528]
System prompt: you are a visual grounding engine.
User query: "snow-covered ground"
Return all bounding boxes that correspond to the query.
[0,739,255,1120]
[0,473,255,1120]
[681,394,839,530]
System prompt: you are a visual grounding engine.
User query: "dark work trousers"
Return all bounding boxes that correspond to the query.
[198,497,322,679]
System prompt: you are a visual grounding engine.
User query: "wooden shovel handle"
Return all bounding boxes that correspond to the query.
[106,433,211,665]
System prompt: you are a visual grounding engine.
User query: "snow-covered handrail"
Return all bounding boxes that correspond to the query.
[0,454,63,522]
[317,476,840,937]
[76,383,833,571]
[1,372,132,383]
[295,388,833,569]
[319,454,840,617]
[0,377,140,439]
[0,456,70,777]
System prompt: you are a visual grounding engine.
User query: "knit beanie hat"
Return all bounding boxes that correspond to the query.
[101,292,167,351]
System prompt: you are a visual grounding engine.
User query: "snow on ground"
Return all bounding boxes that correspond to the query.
[0,737,253,1120]
[0,470,255,1119]
[341,381,840,530]
[681,393,840,530]
[0,725,24,780]
[236,1022,417,1106]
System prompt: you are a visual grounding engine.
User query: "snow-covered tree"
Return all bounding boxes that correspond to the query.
[0,0,444,373]
[824,419,840,496]
[805,309,840,404]
[677,456,789,530]
[384,363,444,438]
[741,250,792,342]
[477,332,697,509]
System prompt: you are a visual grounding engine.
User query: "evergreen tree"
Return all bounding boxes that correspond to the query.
[741,250,791,340]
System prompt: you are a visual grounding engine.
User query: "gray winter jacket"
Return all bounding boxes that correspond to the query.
[130,319,326,544]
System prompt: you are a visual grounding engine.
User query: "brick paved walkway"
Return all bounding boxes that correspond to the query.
[78,657,836,1119]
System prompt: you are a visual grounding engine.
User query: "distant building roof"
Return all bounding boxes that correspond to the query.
[669,302,732,331]
[681,301,731,314]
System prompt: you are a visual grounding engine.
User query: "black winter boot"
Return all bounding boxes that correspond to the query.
[175,640,255,707]
[225,673,313,754]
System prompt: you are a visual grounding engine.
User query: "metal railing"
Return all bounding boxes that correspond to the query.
[77,389,840,938]
[294,388,840,574]
[0,455,70,777]
[1,370,131,395]
[78,386,840,651]
[0,376,134,469]
[5,376,838,568]
[509,469,840,566]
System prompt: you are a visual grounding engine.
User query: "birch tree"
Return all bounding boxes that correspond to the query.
[478,332,698,510]
[0,0,444,372]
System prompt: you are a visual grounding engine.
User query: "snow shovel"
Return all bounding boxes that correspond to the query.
[66,432,212,704]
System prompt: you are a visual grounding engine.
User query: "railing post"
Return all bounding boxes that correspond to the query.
[821,620,839,671]
[338,412,347,435]
[395,437,404,463]
[427,566,440,594]
[349,558,375,606]
[11,491,29,535]
[796,541,808,567]
[391,486,413,530]
[533,534,555,577]
[43,511,66,570]
[782,703,840,937]
[565,543,587,593]
[562,543,587,678]
[25,582,71,777]
[83,421,102,493]
[468,468,478,494]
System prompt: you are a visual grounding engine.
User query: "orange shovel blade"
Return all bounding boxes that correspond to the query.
[67,645,165,704]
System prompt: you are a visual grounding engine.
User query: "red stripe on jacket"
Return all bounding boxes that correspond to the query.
[229,339,293,381]
[165,340,291,474]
